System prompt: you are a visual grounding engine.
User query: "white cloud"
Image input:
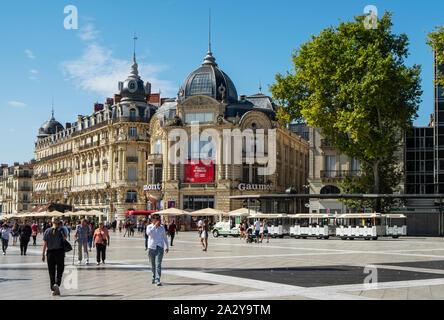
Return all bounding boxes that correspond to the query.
[78,23,100,41]
[25,49,35,59]
[29,69,38,74]
[8,101,27,107]
[61,41,175,97]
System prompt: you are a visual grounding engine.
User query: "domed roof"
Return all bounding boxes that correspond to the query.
[38,111,64,137]
[118,54,150,102]
[178,50,238,103]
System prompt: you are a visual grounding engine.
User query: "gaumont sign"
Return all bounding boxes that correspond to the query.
[143,183,162,191]
[237,183,273,191]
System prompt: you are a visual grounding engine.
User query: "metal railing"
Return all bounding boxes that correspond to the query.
[126,156,138,163]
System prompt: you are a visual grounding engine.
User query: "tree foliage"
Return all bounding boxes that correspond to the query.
[427,26,444,92]
[270,12,422,211]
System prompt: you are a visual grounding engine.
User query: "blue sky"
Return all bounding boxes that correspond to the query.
[0,0,442,164]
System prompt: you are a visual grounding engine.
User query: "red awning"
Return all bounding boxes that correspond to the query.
[125,210,157,216]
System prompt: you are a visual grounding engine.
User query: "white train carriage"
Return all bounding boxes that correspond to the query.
[336,213,387,240]
[247,214,290,238]
[385,214,407,238]
[290,214,337,239]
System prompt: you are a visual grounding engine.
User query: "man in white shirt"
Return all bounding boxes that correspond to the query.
[254,219,262,242]
[146,214,169,286]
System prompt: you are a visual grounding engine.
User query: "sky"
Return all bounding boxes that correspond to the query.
[0,0,442,165]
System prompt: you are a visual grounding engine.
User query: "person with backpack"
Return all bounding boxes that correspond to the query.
[1,224,12,255]
[92,222,110,265]
[42,218,68,296]
[18,220,32,255]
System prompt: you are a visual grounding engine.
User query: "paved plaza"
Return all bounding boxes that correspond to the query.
[2,231,444,300]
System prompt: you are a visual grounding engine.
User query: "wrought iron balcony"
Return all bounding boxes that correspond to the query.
[126,156,138,163]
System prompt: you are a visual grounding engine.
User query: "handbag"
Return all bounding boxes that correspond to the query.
[59,228,72,252]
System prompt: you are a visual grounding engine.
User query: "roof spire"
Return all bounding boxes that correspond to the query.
[259,81,262,94]
[51,97,54,120]
[202,9,217,66]
[133,33,138,63]
[208,8,211,53]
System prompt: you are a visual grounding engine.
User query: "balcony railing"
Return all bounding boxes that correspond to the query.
[14,172,33,178]
[147,154,163,162]
[320,139,334,148]
[34,173,48,179]
[51,168,67,175]
[126,156,138,163]
[37,150,71,162]
[79,141,100,151]
[19,186,31,191]
[320,170,361,179]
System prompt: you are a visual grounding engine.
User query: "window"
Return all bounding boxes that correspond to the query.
[154,139,162,154]
[185,112,214,124]
[187,138,215,159]
[325,156,336,171]
[129,127,137,136]
[183,195,214,211]
[126,190,137,203]
[129,109,137,119]
[128,166,137,181]
[351,159,361,171]
[189,73,212,95]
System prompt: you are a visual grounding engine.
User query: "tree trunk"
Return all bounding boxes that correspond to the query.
[372,161,381,212]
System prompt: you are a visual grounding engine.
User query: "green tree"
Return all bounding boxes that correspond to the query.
[427,26,444,92]
[271,12,422,211]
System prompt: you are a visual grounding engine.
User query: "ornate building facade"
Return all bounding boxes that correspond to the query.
[0,162,34,214]
[33,55,157,220]
[145,48,309,216]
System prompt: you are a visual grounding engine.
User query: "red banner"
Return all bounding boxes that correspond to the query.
[185,160,214,183]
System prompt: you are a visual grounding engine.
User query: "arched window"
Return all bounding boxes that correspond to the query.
[129,109,137,119]
[126,190,137,203]
[320,185,341,194]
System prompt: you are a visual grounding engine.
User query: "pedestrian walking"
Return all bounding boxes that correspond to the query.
[11,222,19,246]
[112,220,117,233]
[118,220,122,233]
[87,221,95,252]
[92,222,110,265]
[31,221,39,246]
[168,220,177,246]
[200,219,209,251]
[42,218,67,296]
[146,214,169,286]
[1,224,12,255]
[75,219,90,265]
[18,220,32,255]
[261,219,270,243]
[254,218,262,243]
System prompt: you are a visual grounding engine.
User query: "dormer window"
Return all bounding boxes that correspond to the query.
[129,109,137,119]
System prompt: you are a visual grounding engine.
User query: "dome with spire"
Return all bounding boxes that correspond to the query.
[178,49,238,103]
[38,110,64,138]
[118,54,150,102]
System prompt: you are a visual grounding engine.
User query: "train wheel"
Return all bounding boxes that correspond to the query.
[341,237,347,240]
[212,230,219,237]
[372,237,378,240]
[349,237,354,240]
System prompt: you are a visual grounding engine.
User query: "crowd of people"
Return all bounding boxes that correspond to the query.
[0,214,270,296]
[239,218,270,243]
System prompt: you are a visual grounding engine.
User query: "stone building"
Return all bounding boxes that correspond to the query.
[33,54,157,220]
[145,48,309,218]
[0,162,33,214]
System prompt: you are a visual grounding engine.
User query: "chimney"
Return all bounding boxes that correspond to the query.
[113,94,121,104]
[106,97,113,105]
[94,102,104,112]
[239,95,246,101]
[145,81,152,95]
[65,122,71,129]
[148,93,160,105]
[14,162,19,166]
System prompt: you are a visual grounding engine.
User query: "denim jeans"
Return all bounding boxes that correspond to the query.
[148,246,164,284]
[144,234,148,249]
